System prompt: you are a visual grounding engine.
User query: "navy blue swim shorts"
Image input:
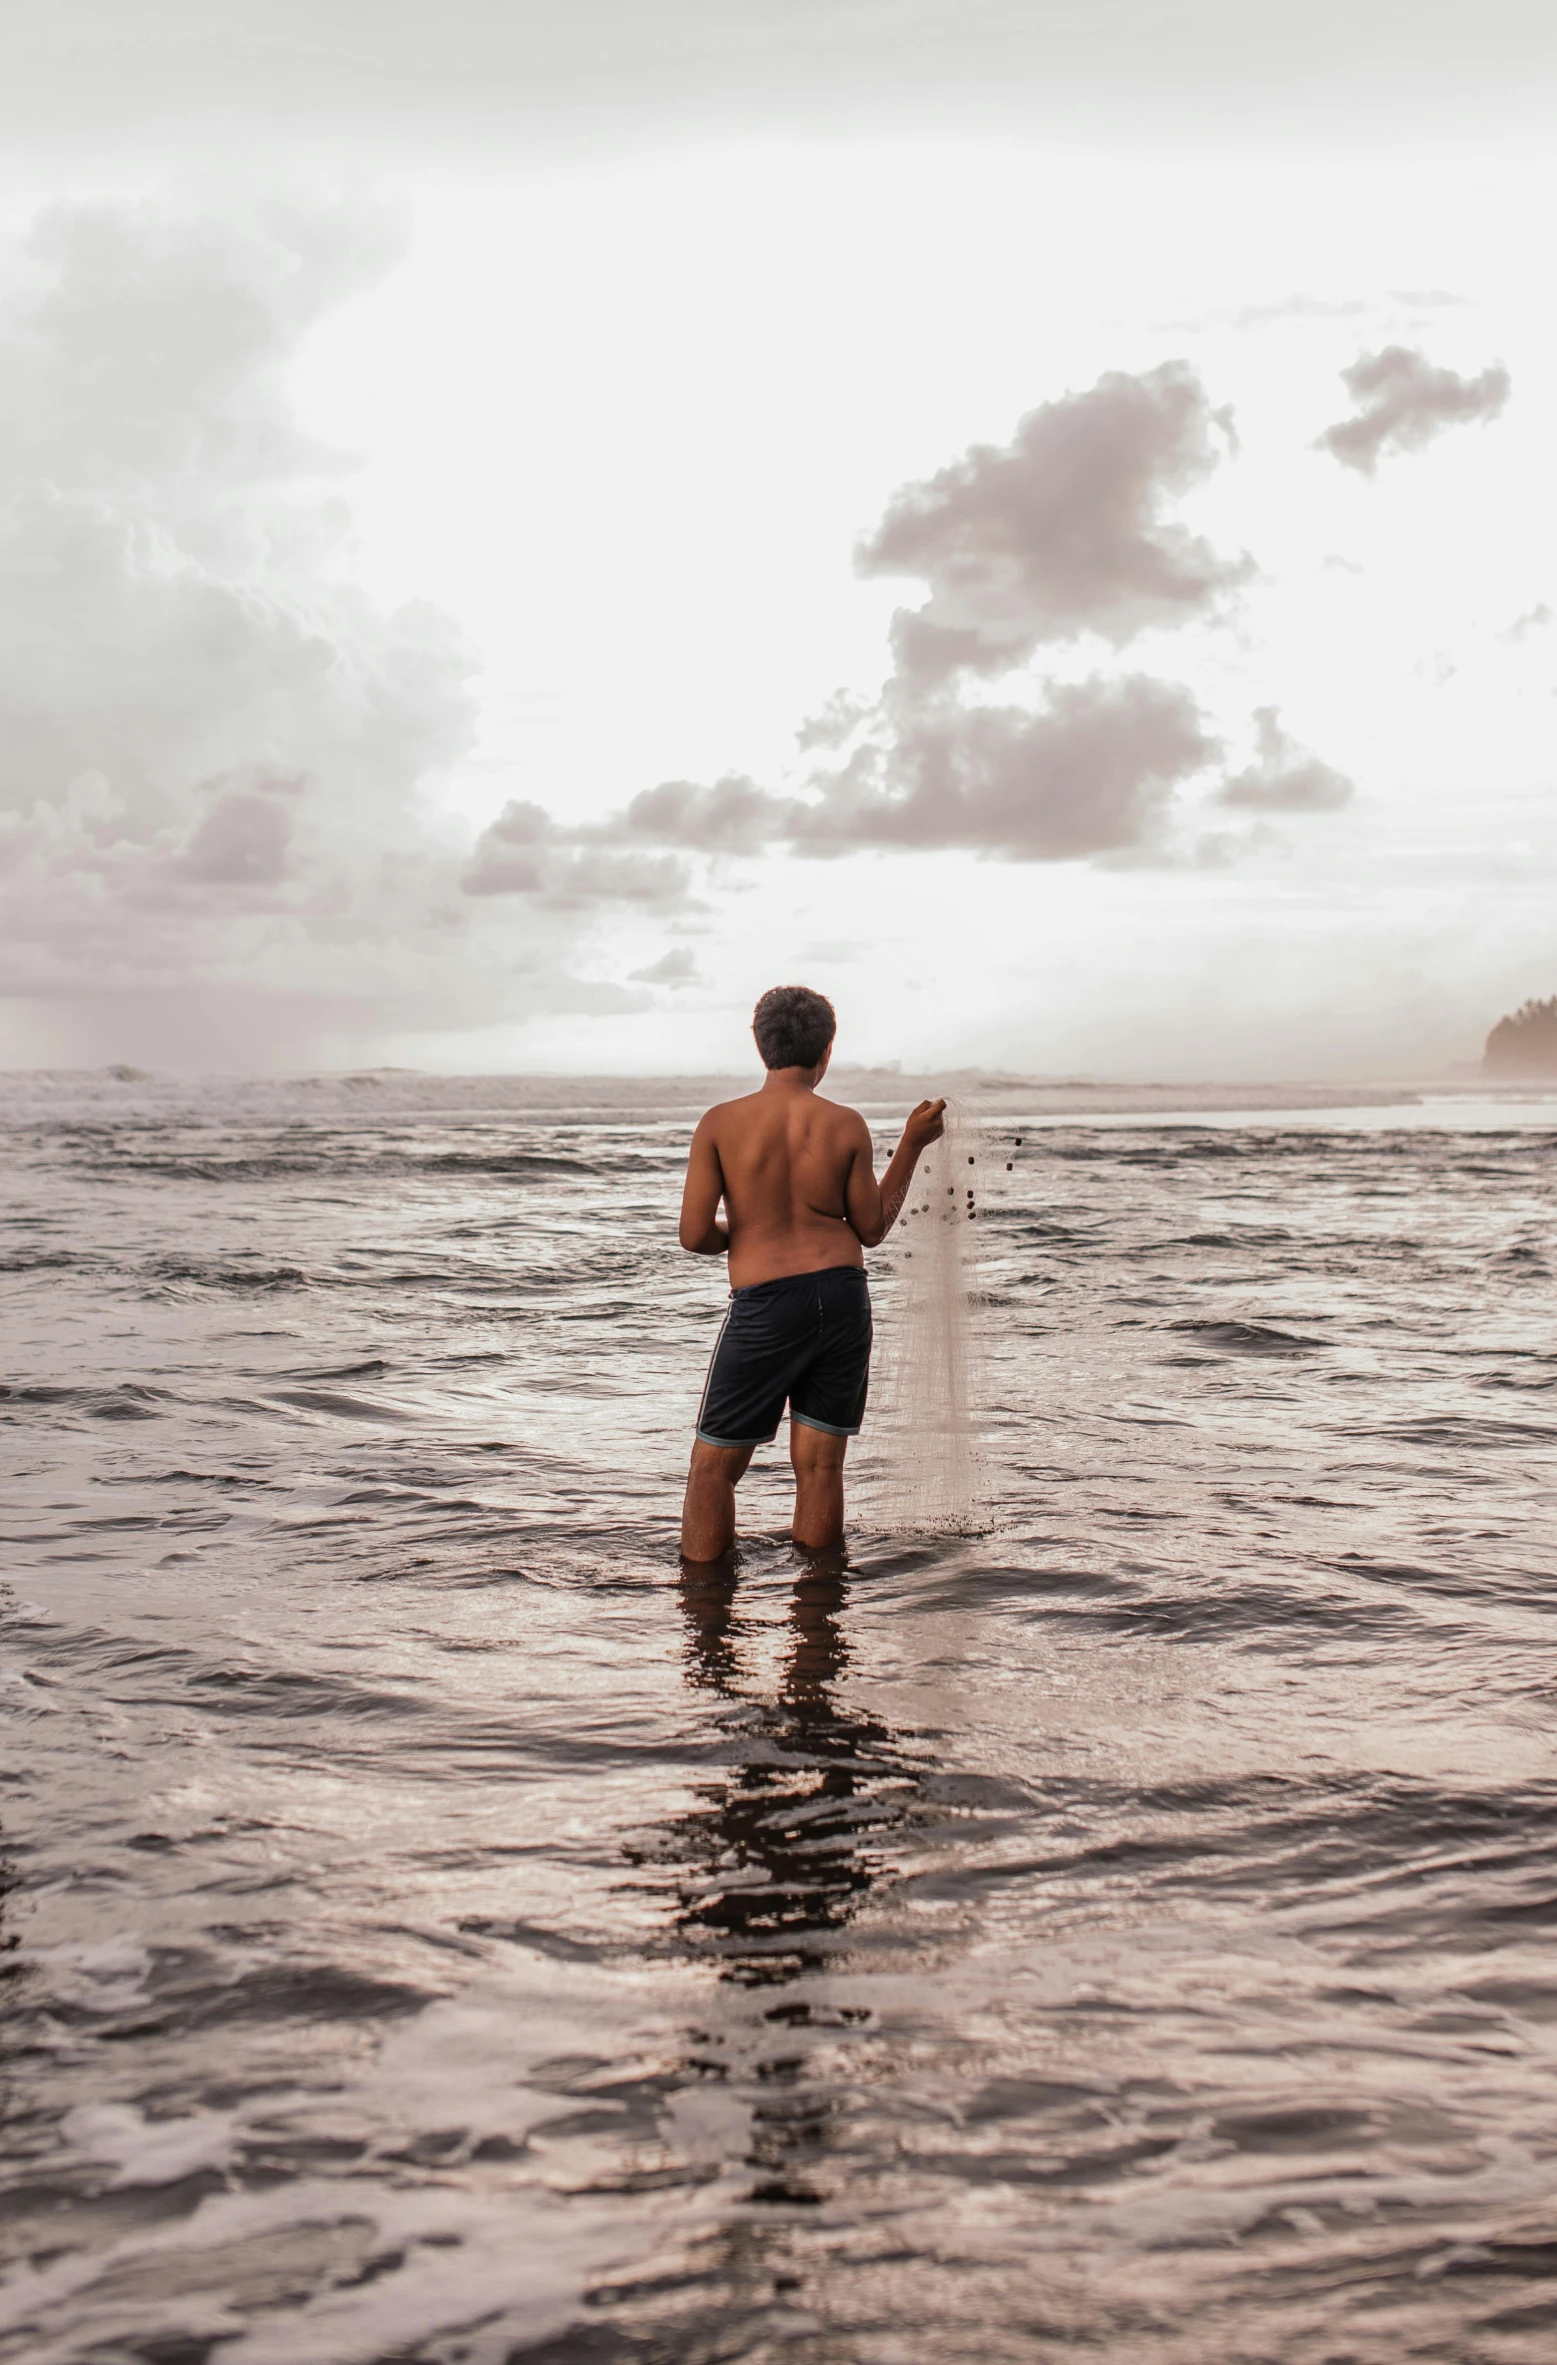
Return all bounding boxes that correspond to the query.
[695,1265,872,1448]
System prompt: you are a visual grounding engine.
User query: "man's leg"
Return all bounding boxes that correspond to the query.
[681,1439,755,1562]
[789,1421,848,1551]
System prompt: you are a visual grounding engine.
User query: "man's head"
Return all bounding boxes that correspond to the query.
[753,984,836,1074]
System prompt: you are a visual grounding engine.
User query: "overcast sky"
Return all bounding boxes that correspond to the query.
[0,1,1552,1077]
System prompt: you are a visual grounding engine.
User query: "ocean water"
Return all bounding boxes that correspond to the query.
[3,1071,1557,2365]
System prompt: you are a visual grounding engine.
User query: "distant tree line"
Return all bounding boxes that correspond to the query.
[1485,996,1557,1074]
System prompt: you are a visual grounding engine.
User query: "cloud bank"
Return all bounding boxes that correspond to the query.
[0,199,662,1064]
[608,678,1216,863]
[1318,344,1510,474]
[507,365,1348,878]
[0,202,464,1037]
[5,0,1552,164]
[0,229,1364,1069]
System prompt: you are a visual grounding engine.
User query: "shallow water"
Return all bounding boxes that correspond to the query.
[3,1075,1557,2364]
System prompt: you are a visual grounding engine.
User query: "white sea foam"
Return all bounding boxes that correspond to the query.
[62,2103,240,2190]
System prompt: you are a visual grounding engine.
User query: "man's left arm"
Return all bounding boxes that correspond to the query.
[845,1099,946,1246]
[678,1115,730,1255]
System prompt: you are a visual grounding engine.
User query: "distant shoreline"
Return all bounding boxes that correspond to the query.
[6,1066,1556,1126]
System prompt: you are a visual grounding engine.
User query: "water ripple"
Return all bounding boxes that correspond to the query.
[2,1089,1556,2361]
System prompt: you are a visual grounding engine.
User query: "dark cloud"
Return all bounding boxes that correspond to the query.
[1215,708,1354,812]
[858,364,1250,683]
[176,775,301,887]
[1318,345,1510,474]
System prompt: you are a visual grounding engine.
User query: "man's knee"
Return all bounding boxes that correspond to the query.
[789,1420,848,1474]
[689,1439,754,1486]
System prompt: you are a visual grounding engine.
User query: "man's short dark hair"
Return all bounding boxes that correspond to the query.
[753,985,836,1071]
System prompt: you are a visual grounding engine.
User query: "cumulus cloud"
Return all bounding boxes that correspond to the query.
[1318,344,1510,474]
[619,775,778,856]
[557,366,1272,871]
[857,363,1250,683]
[0,197,664,1065]
[1215,708,1354,812]
[577,364,1353,871]
[597,676,1353,869]
[801,677,1215,858]
[461,797,689,904]
[618,677,1217,863]
[0,202,470,1032]
[175,773,303,887]
[0,209,1360,1071]
[628,947,701,985]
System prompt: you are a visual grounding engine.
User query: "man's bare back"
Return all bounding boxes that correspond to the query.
[680,1079,932,1289]
[678,985,944,1561]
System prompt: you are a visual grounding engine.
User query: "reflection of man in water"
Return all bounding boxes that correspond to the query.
[678,986,944,1560]
[674,1557,914,1985]
[667,1556,924,2209]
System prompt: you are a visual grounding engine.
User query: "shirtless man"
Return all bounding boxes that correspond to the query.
[678,984,946,1561]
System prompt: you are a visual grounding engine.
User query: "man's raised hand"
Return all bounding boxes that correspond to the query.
[902,1098,947,1152]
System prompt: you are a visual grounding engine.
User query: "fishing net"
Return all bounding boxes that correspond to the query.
[870,1097,989,1534]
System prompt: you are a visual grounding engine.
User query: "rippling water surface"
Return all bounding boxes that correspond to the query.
[4,1073,1557,2364]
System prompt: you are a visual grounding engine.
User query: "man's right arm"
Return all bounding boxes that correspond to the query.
[678,1113,730,1255]
[844,1099,946,1247]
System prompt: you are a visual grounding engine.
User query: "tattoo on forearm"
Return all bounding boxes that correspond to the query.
[881,1173,912,1233]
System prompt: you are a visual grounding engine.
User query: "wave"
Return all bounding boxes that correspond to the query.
[1164,1319,1326,1353]
[83,1148,610,1184]
[5,1099,1557,2365]
[0,1380,172,1420]
[148,1257,310,1291]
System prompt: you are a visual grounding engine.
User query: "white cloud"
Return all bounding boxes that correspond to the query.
[1215,708,1354,812]
[1317,344,1510,474]
[461,798,690,905]
[0,197,671,1066]
[582,676,1228,868]
[859,363,1250,679]
[628,946,701,985]
[0,137,1549,1078]
[566,369,1352,873]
